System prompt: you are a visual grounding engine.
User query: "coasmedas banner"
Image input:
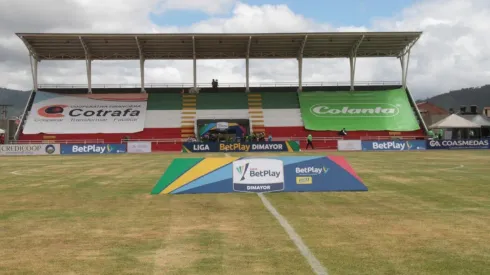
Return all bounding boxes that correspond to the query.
[298,89,421,131]
[23,91,148,134]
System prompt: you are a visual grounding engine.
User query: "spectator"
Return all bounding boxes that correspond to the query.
[268,134,272,142]
[339,128,347,136]
[0,133,4,144]
[306,133,314,149]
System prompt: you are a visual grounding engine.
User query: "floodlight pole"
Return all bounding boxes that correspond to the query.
[192,36,197,89]
[79,36,92,93]
[297,35,308,92]
[135,36,146,93]
[245,36,252,93]
[349,35,364,91]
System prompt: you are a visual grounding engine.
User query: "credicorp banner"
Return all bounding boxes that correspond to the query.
[151,156,367,194]
[426,139,490,150]
[61,144,127,154]
[362,140,426,151]
[0,144,60,156]
[182,141,300,153]
[23,91,148,134]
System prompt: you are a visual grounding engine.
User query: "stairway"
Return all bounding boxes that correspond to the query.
[247,93,265,134]
[180,94,197,139]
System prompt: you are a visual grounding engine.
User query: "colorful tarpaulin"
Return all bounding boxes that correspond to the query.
[298,89,420,131]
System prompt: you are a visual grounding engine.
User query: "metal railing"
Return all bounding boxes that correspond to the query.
[38,81,402,90]
[12,139,105,144]
[12,136,426,145]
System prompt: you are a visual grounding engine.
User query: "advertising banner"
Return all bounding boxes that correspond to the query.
[337,140,362,151]
[151,156,367,194]
[361,140,426,151]
[23,91,148,134]
[426,139,490,150]
[0,144,60,156]
[127,141,152,153]
[182,141,300,153]
[298,89,420,131]
[61,144,127,155]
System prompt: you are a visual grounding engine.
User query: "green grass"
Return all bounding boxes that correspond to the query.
[0,151,489,274]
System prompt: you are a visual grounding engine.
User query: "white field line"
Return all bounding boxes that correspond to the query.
[10,170,24,176]
[434,164,465,171]
[257,193,328,275]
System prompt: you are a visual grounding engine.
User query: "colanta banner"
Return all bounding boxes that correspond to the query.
[0,144,60,156]
[23,91,148,134]
[426,139,490,150]
[361,140,426,151]
[298,89,421,131]
[151,156,368,194]
[182,141,300,153]
[61,144,127,154]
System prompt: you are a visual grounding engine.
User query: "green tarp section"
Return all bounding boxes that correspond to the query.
[298,89,421,131]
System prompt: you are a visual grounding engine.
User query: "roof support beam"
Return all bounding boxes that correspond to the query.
[297,35,308,92]
[79,36,92,93]
[135,36,146,93]
[19,36,39,61]
[349,35,364,91]
[398,35,420,58]
[245,36,252,93]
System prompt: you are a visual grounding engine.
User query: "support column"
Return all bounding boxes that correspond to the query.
[29,54,38,91]
[349,56,356,91]
[246,36,252,93]
[349,35,364,92]
[79,36,92,93]
[298,56,303,92]
[297,35,308,93]
[400,52,411,89]
[135,36,146,93]
[192,36,197,89]
[245,57,250,93]
[86,56,92,94]
[140,58,145,93]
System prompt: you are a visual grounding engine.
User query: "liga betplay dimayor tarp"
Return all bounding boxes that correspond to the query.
[151,156,367,195]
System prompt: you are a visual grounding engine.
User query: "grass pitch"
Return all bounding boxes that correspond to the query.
[0,151,489,275]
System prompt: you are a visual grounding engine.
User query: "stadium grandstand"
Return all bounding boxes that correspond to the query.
[14,32,427,150]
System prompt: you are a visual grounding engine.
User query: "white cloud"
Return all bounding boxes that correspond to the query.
[1,0,490,99]
[155,0,236,15]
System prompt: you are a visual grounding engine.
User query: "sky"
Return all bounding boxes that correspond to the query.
[1,0,490,99]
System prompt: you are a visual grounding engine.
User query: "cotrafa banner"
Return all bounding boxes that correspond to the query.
[151,156,367,194]
[61,144,127,155]
[23,91,148,134]
[361,140,426,151]
[0,144,60,156]
[426,139,490,150]
[182,141,300,153]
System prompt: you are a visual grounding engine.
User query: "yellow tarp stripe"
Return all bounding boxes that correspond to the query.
[162,157,238,194]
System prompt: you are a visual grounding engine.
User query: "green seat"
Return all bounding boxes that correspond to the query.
[147,94,182,110]
[260,92,299,109]
[197,93,248,109]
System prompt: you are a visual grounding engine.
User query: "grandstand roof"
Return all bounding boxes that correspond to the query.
[16,32,421,61]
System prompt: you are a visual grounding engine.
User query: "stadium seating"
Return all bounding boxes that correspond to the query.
[18,86,426,151]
